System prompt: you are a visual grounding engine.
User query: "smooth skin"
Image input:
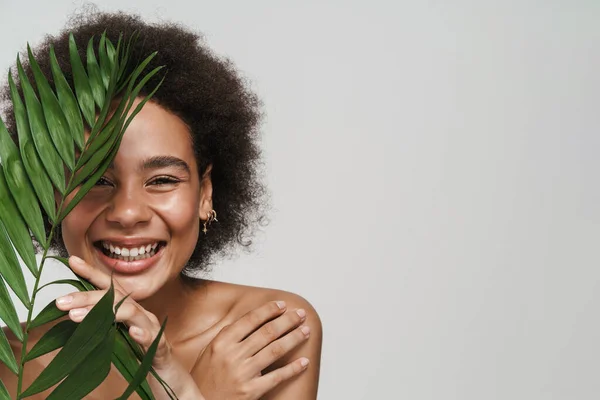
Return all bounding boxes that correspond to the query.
[0,100,322,399]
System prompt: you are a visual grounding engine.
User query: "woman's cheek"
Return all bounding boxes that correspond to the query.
[60,197,105,254]
[153,190,200,231]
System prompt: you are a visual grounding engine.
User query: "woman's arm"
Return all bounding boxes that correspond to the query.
[190,298,314,399]
[260,293,322,400]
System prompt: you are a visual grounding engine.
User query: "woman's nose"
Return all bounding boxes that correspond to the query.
[104,186,152,228]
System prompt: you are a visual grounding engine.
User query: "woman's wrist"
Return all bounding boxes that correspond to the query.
[177,382,205,400]
[148,360,204,400]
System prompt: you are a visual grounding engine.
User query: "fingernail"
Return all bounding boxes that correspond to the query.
[70,308,88,318]
[300,358,310,368]
[276,301,286,310]
[56,295,73,306]
[300,325,311,337]
[296,309,306,319]
[130,326,143,336]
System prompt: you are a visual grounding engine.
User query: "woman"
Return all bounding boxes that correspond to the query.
[0,11,322,399]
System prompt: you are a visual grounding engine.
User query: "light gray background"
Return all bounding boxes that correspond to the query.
[1,1,599,399]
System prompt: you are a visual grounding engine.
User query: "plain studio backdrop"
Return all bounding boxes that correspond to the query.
[0,1,599,399]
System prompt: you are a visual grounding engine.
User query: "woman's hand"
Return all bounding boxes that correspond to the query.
[191,300,311,400]
[56,255,204,400]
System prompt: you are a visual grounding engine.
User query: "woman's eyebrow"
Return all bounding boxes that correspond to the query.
[139,155,191,174]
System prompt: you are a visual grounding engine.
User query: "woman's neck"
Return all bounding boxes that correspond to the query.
[138,275,209,344]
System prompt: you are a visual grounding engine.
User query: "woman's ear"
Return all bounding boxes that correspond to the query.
[198,164,213,220]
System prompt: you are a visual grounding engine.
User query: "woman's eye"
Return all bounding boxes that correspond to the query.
[148,176,180,186]
[94,177,113,186]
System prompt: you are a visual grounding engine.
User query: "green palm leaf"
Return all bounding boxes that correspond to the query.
[0,320,18,374]
[21,283,115,397]
[86,37,106,108]
[24,320,76,362]
[98,32,111,90]
[117,31,140,86]
[30,301,68,330]
[0,277,22,342]
[0,379,10,400]
[0,224,29,308]
[28,45,76,171]
[68,33,96,128]
[113,329,155,400]
[36,279,86,294]
[46,257,96,291]
[48,45,85,151]
[0,32,175,399]
[47,325,116,399]
[105,38,117,71]
[7,71,57,222]
[59,138,119,222]
[73,50,159,170]
[117,325,177,399]
[0,168,37,277]
[16,56,66,194]
[117,319,168,400]
[0,117,46,245]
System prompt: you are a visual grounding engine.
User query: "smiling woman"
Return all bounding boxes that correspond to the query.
[62,99,205,293]
[0,10,322,400]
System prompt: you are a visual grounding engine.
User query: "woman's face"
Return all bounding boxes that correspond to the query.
[61,99,210,300]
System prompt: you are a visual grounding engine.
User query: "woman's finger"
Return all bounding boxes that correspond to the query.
[68,255,112,289]
[56,290,155,335]
[251,357,310,396]
[241,308,307,357]
[116,303,172,364]
[221,301,287,342]
[250,324,311,372]
[63,257,172,366]
[128,324,172,366]
[56,289,112,311]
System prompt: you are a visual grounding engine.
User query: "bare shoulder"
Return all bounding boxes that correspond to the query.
[209,280,322,333]
[253,288,322,333]
[209,282,323,398]
[0,322,59,399]
[2,321,52,366]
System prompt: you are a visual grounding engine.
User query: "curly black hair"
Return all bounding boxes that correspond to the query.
[0,11,266,275]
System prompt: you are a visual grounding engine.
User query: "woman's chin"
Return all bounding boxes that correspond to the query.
[113,275,160,301]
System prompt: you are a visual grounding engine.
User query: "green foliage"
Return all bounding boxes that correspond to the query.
[0,32,175,399]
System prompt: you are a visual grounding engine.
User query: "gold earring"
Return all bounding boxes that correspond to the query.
[202,210,218,234]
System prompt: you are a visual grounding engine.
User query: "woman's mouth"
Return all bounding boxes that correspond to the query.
[93,240,167,274]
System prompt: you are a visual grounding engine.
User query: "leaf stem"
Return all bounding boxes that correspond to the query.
[16,194,67,399]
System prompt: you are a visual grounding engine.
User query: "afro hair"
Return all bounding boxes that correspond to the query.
[0,10,267,275]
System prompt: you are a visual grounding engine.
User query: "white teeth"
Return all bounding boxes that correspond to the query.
[101,241,161,261]
[105,247,158,261]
